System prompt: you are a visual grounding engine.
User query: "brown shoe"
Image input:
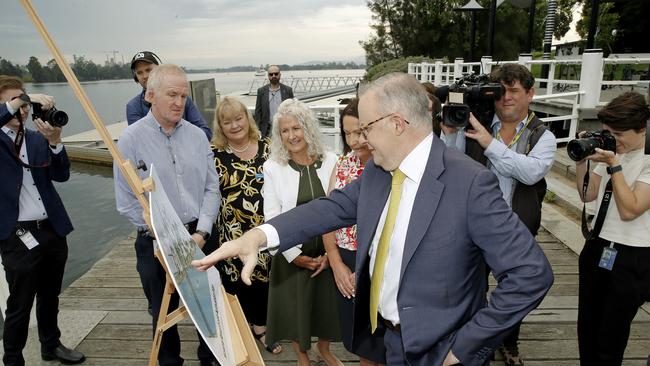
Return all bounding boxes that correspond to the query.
[498,343,524,366]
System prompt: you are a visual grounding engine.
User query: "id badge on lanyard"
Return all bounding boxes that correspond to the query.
[598,242,617,271]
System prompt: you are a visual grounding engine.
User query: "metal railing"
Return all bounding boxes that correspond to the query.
[249,76,361,95]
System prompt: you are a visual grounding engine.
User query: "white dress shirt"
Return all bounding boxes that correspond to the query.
[367,133,432,325]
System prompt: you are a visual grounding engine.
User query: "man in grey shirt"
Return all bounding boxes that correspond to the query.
[113,64,221,366]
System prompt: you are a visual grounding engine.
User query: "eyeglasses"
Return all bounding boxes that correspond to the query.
[359,113,409,138]
[268,72,279,76]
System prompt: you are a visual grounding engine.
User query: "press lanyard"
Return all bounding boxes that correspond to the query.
[494,112,536,149]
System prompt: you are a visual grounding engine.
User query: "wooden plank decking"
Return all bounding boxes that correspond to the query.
[15,224,650,365]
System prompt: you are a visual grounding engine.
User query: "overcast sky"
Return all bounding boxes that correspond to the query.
[2,0,372,68]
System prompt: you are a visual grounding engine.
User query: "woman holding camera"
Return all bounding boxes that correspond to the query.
[574,91,650,366]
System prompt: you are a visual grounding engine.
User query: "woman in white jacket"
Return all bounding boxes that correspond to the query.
[263,99,342,366]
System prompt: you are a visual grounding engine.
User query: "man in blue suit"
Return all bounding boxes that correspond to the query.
[194,72,553,366]
[0,76,85,365]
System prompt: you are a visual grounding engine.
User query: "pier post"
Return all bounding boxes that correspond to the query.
[454,58,464,80]
[579,49,604,109]
[481,56,493,75]
[422,61,432,82]
[518,53,533,71]
[434,60,443,86]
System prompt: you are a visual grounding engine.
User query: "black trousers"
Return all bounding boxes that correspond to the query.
[0,221,68,366]
[578,237,650,366]
[135,224,219,366]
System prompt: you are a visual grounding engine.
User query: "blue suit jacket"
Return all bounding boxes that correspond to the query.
[0,103,73,240]
[268,136,553,366]
[126,90,212,140]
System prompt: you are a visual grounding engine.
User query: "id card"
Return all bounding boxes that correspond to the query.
[598,246,617,271]
[16,228,39,250]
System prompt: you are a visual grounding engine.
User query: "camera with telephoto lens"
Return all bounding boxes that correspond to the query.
[31,102,68,127]
[567,130,616,161]
[435,74,504,128]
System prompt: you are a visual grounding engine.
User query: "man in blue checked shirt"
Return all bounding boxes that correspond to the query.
[441,63,556,366]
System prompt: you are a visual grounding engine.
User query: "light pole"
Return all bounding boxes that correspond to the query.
[586,0,600,49]
[487,0,498,56]
[527,0,536,53]
[540,0,557,88]
[455,0,488,62]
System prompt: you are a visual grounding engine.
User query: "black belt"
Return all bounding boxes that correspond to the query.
[16,219,51,232]
[379,315,401,332]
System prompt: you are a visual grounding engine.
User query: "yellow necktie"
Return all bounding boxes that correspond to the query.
[370,169,406,333]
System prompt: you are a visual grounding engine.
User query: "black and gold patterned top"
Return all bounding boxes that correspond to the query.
[212,138,271,283]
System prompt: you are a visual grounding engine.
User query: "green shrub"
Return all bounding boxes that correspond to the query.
[364,56,436,82]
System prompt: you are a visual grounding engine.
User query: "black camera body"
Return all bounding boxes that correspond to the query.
[31,102,68,127]
[435,74,504,128]
[567,130,616,161]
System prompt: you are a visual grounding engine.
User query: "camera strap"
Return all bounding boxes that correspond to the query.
[581,161,613,239]
[10,110,50,170]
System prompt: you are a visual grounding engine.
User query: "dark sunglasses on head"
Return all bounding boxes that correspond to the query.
[268,72,279,76]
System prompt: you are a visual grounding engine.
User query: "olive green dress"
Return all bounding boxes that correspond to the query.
[265,159,341,351]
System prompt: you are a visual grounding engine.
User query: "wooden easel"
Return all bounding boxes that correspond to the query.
[19,1,263,365]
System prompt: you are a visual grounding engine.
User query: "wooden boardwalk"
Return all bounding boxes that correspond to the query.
[15,223,649,365]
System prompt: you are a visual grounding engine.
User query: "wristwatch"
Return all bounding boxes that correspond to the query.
[606,165,622,174]
[195,230,210,241]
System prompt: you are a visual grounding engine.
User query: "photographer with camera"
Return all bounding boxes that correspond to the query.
[440,64,556,366]
[0,75,85,365]
[572,91,650,366]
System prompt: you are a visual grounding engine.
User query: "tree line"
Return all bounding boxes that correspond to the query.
[0,55,132,83]
[360,0,648,68]
[360,0,575,68]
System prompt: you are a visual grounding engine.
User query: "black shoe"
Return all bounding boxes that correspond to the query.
[148,303,153,316]
[498,343,524,366]
[41,344,86,364]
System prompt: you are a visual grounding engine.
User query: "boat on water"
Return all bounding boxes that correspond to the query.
[254,64,266,77]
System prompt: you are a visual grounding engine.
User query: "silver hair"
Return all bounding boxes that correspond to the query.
[146,64,187,92]
[269,99,328,165]
[359,72,432,131]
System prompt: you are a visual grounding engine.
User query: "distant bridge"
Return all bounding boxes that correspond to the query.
[248,75,360,95]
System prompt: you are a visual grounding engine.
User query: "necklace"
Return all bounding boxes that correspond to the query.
[228,140,251,153]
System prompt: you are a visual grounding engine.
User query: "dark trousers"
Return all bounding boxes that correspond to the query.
[382,326,479,366]
[135,225,219,366]
[578,237,650,366]
[0,222,68,366]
